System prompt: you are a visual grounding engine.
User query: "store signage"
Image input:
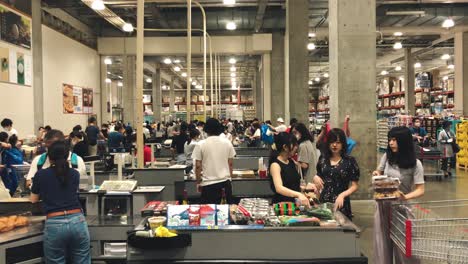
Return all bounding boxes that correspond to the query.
[63,84,94,114]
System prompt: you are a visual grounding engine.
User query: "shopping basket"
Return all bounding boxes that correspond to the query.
[11,163,31,195]
[390,199,468,263]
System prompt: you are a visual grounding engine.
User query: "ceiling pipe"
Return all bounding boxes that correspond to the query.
[313,25,468,37]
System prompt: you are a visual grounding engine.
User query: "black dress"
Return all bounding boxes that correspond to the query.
[316,156,360,218]
[269,157,301,203]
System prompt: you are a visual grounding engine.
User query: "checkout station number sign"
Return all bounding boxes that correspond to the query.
[63,84,94,114]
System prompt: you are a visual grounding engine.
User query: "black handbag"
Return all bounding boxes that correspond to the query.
[446,131,460,154]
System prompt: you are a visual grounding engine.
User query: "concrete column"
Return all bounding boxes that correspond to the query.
[404,48,415,115]
[262,53,271,121]
[286,0,309,124]
[152,66,162,122]
[455,32,468,115]
[170,77,175,113]
[100,60,111,124]
[271,32,285,121]
[32,0,44,131]
[122,56,136,126]
[329,0,377,199]
[254,69,262,120]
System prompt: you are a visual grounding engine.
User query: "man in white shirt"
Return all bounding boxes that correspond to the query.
[26,130,86,187]
[1,118,18,137]
[193,118,236,204]
[268,117,287,134]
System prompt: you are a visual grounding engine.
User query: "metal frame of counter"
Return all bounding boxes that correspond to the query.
[156,147,270,158]
[127,220,366,263]
[0,222,44,264]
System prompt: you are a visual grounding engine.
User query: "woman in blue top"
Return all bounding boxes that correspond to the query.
[31,140,90,264]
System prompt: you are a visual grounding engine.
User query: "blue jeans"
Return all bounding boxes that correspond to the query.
[43,213,91,264]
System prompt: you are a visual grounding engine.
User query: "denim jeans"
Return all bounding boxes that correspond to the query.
[43,213,91,264]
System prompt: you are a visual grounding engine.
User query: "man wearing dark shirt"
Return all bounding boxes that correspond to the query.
[171,122,189,164]
[108,124,125,150]
[85,117,103,156]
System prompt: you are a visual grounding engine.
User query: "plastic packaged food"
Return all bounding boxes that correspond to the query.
[372,175,401,200]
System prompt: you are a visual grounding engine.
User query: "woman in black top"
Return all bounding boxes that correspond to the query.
[70,131,89,158]
[313,128,359,219]
[31,140,90,263]
[269,133,310,206]
[171,122,189,164]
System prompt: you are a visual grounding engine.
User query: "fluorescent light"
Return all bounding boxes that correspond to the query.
[399,76,404,81]
[223,0,236,5]
[104,58,112,65]
[323,73,329,78]
[386,11,425,16]
[314,77,320,82]
[229,58,236,64]
[442,18,455,28]
[117,82,123,87]
[308,32,316,38]
[118,75,123,79]
[308,80,313,85]
[122,23,134,32]
[441,54,451,60]
[146,78,152,83]
[164,58,172,64]
[231,73,236,77]
[195,84,202,89]
[381,70,388,75]
[393,42,402,50]
[174,66,181,72]
[107,71,111,74]
[443,76,449,81]
[448,64,455,69]
[414,62,422,68]
[174,59,181,63]
[192,81,197,86]
[105,78,111,83]
[230,66,236,72]
[226,21,237,30]
[181,72,187,77]
[189,78,193,82]
[307,43,316,50]
[393,32,403,37]
[91,0,105,10]
[395,66,402,71]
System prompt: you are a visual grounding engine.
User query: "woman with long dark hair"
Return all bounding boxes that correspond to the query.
[171,122,189,164]
[313,128,359,218]
[184,129,201,174]
[269,132,310,206]
[31,140,90,263]
[372,126,424,264]
[292,123,318,182]
[438,120,456,177]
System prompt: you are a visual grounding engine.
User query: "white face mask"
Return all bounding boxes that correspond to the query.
[295,134,301,141]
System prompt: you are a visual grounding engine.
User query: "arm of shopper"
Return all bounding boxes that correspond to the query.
[267,124,276,132]
[195,160,202,184]
[0,142,11,149]
[335,181,359,210]
[297,144,310,169]
[30,173,40,203]
[373,153,387,176]
[228,158,233,178]
[402,184,424,200]
[343,115,350,137]
[271,163,310,207]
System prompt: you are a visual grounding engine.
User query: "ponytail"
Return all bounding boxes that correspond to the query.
[47,141,71,186]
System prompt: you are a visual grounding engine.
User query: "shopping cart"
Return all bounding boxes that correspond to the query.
[11,163,31,196]
[415,144,444,181]
[390,199,468,263]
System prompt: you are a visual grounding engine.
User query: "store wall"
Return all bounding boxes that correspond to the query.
[0,43,34,138]
[42,26,100,133]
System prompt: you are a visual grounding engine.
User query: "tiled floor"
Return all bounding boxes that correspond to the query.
[352,161,468,264]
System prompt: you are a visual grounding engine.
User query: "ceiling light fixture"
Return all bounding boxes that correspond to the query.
[118,75,123,79]
[164,58,172,64]
[174,66,181,72]
[414,62,422,68]
[182,72,187,77]
[323,73,329,78]
[386,11,425,16]
[308,80,313,85]
[381,70,388,75]
[393,42,403,50]
[122,23,134,32]
[448,64,455,69]
[307,43,316,50]
[229,58,236,64]
[395,66,402,71]
[226,21,237,30]
[442,18,455,28]
[223,0,236,5]
[443,76,449,81]
[231,73,236,77]
[117,82,123,87]
[441,54,451,60]
[192,81,197,86]
[308,32,316,38]
[105,78,111,83]
[146,78,152,83]
[104,58,112,65]
[315,77,320,82]
[230,66,236,72]
[393,32,403,37]
[91,0,105,10]
[196,84,202,89]
[174,59,181,63]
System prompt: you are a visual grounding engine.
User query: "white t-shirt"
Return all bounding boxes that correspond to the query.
[26,152,87,180]
[192,136,236,186]
[253,129,261,138]
[2,128,18,137]
[227,122,234,133]
[275,124,287,133]
[143,127,150,139]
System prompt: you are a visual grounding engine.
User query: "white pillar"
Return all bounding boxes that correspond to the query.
[32,0,44,131]
[262,53,271,121]
[454,32,468,115]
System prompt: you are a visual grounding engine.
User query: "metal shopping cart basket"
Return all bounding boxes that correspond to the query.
[415,144,445,181]
[11,163,30,196]
[390,199,468,263]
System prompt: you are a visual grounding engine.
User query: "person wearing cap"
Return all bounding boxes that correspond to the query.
[268,118,288,134]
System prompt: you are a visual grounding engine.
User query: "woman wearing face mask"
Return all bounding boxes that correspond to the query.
[372,126,424,264]
[292,123,318,183]
[313,128,359,219]
[269,132,310,206]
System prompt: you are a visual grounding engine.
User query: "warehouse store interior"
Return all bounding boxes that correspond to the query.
[1,0,468,263]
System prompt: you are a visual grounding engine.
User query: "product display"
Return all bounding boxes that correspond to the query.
[372,175,400,200]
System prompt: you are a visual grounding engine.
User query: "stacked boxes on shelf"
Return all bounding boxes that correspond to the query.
[456,121,468,170]
[243,106,256,121]
[421,117,442,140]
[377,119,389,150]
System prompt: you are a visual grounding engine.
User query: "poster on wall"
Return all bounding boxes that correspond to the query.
[0,4,31,49]
[7,48,15,82]
[16,51,24,84]
[0,46,8,82]
[23,53,30,85]
[63,84,93,114]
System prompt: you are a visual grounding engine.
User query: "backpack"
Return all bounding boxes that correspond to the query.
[261,124,274,145]
[37,153,79,170]
[3,148,23,166]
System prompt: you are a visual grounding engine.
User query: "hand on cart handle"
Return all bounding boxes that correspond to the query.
[313,175,324,190]
[372,170,381,176]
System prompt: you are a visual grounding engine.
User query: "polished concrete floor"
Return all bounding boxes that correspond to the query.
[352,160,468,264]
